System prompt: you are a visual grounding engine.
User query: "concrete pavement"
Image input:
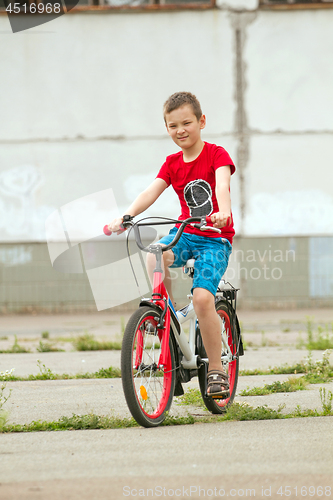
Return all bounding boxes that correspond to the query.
[0,309,332,499]
[0,418,332,499]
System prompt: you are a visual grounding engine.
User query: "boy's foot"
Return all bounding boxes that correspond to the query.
[207,369,230,398]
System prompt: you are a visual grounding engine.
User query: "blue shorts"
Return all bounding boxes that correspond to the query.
[158,227,232,296]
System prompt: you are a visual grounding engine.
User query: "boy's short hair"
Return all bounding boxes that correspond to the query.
[163,92,202,122]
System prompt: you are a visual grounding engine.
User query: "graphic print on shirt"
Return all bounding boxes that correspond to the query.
[183,179,213,217]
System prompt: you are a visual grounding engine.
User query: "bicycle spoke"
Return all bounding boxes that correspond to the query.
[129,312,173,417]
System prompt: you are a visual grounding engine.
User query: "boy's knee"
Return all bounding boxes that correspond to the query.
[193,288,214,315]
[146,252,155,269]
[163,249,175,268]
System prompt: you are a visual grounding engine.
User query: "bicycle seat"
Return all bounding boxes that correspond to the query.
[185,259,195,269]
[217,279,234,291]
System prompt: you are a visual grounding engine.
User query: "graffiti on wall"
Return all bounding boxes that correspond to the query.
[0,165,54,241]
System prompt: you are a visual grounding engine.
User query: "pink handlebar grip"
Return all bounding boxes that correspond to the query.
[103,225,112,236]
[206,215,231,226]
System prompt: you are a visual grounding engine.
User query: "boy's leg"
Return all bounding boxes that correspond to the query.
[191,237,232,393]
[192,288,223,373]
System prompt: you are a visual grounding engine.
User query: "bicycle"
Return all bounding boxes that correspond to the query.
[104,215,244,428]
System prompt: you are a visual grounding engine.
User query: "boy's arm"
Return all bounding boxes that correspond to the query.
[108,178,168,233]
[211,166,232,228]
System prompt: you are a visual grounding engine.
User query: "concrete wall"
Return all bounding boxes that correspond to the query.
[1,3,333,310]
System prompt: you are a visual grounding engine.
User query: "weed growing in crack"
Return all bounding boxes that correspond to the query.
[72,333,122,351]
[319,388,333,415]
[240,376,308,397]
[37,341,64,353]
[0,335,29,354]
[240,350,333,383]
[0,369,14,430]
[175,388,206,409]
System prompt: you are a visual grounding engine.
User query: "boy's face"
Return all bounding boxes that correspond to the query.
[165,104,206,150]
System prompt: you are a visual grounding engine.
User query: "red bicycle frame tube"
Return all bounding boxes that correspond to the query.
[151,265,171,368]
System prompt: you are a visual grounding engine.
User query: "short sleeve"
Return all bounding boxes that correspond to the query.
[213,146,235,175]
[156,161,171,186]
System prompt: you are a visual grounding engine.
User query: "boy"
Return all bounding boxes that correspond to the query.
[108,92,235,397]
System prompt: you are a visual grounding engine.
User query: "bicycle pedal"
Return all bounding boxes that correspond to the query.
[210,393,229,400]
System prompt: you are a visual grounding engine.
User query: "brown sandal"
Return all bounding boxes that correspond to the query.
[207,370,230,399]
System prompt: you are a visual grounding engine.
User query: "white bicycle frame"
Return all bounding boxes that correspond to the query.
[169,269,235,371]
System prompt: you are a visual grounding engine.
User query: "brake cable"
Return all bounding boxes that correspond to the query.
[125,216,180,298]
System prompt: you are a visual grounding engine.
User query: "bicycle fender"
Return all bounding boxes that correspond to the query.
[234,313,244,356]
[138,300,183,388]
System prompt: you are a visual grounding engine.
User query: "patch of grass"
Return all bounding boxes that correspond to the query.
[176,388,206,409]
[80,366,121,379]
[52,336,76,343]
[240,350,333,383]
[0,336,8,341]
[0,361,121,382]
[223,402,285,420]
[240,362,306,377]
[41,331,50,339]
[306,325,333,350]
[0,370,14,431]
[319,387,333,415]
[35,360,57,380]
[0,380,12,411]
[0,409,9,431]
[72,333,122,351]
[296,332,305,349]
[36,341,65,353]
[303,350,333,384]
[0,335,30,354]
[1,413,139,433]
[2,389,332,433]
[260,332,277,347]
[240,376,308,396]
[161,414,196,426]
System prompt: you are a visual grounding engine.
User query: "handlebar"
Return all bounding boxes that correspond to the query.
[103,215,218,254]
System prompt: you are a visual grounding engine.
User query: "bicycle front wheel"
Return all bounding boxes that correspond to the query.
[121,306,176,428]
[198,299,239,414]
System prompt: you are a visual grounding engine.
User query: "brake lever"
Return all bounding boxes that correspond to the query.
[192,218,222,234]
[200,226,222,234]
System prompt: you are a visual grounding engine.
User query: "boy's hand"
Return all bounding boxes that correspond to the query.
[107,217,125,235]
[210,212,231,228]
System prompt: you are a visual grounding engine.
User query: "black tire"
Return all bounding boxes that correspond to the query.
[197,300,239,414]
[121,306,176,428]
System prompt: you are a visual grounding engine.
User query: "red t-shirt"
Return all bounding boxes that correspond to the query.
[156,142,236,243]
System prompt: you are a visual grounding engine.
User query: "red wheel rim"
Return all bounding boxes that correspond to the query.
[131,315,173,419]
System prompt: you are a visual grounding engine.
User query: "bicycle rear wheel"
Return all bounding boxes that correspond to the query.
[197,299,239,414]
[121,306,176,427]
